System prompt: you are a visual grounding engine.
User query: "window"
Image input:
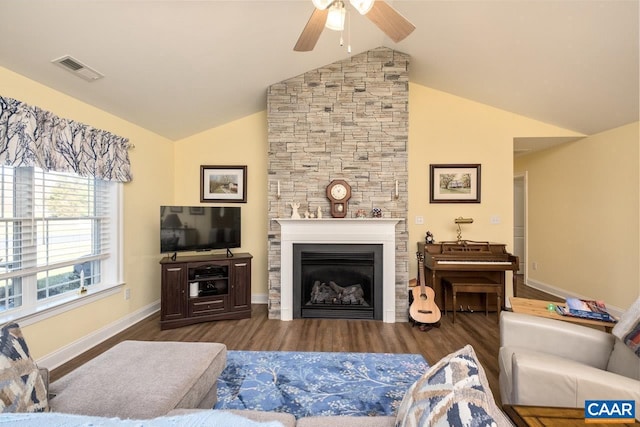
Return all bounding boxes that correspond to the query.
[0,166,122,318]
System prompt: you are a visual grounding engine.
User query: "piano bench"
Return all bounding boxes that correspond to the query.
[441,277,502,324]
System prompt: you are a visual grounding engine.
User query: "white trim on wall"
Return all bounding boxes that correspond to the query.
[251,294,268,304]
[36,300,160,370]
[6,284,124,328]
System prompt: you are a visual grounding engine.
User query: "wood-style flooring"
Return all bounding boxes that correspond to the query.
[50,277,562,406]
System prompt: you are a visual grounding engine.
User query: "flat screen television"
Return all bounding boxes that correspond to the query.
[160,206,241,255]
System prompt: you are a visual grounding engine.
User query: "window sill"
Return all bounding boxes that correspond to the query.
[0,283,125,327]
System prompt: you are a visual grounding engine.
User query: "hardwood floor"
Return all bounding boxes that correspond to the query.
[50,277,561,406]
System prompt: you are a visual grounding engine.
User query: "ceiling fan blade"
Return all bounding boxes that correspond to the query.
[366,1,415,43]
[294,8,329,52]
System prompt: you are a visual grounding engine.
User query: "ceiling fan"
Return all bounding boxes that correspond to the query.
[294,0,415,52]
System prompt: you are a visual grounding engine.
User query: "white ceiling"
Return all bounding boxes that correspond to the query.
[0,0,638,146]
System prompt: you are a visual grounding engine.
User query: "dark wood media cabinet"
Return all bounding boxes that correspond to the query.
[159,253,252,330]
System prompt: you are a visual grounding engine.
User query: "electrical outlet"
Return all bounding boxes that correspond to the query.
[490,215,501,224]
[532,262,538,271]
[124,288,131,300]
[415,216,424,225]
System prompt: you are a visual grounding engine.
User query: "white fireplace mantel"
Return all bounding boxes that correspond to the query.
[275,218,403,323]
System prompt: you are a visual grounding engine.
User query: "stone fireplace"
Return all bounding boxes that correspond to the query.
[267,47,409,322]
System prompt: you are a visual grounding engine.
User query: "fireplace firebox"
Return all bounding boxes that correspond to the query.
[293,244,383,320]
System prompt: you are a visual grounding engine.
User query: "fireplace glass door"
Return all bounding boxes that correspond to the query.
[293,244,383,320]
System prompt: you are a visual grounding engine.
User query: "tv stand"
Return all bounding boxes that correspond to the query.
[159,253,252,330]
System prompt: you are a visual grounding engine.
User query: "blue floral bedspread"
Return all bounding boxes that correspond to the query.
[214,350,429,418]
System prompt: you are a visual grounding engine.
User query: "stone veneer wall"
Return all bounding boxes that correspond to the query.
[267,47,409,321]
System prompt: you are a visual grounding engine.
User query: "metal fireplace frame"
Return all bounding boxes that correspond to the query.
[293,243,383,320]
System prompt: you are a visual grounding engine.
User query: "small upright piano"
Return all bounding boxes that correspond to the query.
[417,241,519,313]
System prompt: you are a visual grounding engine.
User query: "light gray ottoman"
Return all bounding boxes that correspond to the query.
[49,340,227,419]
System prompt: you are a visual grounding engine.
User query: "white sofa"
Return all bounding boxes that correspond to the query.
[499,311,640,415]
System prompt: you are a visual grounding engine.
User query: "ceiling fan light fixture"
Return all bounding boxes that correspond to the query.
[295,0,414,52]
[312,0,333,10]
[325,1,346,31]
[349,0,374,15]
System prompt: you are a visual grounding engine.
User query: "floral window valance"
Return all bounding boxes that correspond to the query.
[0,95,132,182]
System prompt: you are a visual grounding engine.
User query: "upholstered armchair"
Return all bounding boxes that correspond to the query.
[499,310,640,414]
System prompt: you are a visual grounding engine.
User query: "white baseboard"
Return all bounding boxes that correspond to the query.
[251,293,268,304]
[523,278,567,299]
[37,295,269,370]
[36,300,160,370]
[525,278,624,317]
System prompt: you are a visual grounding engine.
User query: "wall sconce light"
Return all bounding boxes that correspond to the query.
[394,180,399,200]
[277,180,281,199]
[454,217,473,243]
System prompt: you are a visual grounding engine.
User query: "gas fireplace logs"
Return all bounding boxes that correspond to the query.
[309,281,367,305]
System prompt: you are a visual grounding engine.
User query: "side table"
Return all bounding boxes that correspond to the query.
[509,297,616,332]
[503,405,639,426]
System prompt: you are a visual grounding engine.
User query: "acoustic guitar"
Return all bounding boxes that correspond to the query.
[409,251,441,325]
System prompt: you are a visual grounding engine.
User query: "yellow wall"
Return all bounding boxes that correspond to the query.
[514,122,640,310]
[0,67,175,359]
[172,113,269,296]
[407,83,583,300]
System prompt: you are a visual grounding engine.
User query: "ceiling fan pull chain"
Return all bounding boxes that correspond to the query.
[339,9,345,47]
[347,10,352,54]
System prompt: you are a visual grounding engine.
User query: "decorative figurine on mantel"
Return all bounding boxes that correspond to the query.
[371,208,382,218]
[317,206,322,219]
[290,202,301,219]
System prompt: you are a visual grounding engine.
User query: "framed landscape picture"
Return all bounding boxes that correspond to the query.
[430,164,481,203]
[200,165,247,203]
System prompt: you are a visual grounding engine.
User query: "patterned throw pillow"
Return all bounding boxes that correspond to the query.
[395,345,506,427]
[0,322,48,413]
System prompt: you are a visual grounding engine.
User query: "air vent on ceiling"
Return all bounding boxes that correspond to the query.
[51,55,104,82]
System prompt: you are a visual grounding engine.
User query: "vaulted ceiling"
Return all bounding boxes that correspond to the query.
[1,1,637,144]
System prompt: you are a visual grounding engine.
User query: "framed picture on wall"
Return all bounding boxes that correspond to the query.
[430,164,481,203]
[200,165,247,203]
